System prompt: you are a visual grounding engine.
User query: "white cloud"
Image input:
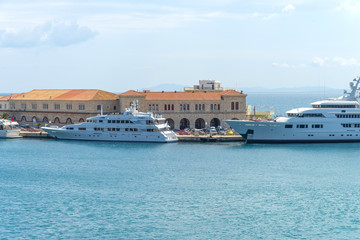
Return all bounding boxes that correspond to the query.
[0,21,97,48]
[337,0,360,13]
[311,57,326,67]
[272,62,305,68]
[282,4,296,13]
[333,57,360,66]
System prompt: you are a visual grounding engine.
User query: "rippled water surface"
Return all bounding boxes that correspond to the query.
[1,138,360,239]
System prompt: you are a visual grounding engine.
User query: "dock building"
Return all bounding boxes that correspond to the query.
[119,80,246,130]
[0,89,119,126]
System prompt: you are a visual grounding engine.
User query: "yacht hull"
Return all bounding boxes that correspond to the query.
[226,120,360,143]
[0,130,21,138]
[42,128,178,143]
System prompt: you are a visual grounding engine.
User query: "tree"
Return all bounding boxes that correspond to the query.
[1,112,8,119]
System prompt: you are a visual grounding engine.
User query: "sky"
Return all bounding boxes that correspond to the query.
[1,0,360,93]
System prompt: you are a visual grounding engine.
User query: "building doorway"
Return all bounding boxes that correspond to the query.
[210,118,220,127]
[180,118,190,130]
[195,118,205,129]
[165,118,175,129]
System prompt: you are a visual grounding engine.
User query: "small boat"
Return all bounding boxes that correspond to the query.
[0,119,21,138]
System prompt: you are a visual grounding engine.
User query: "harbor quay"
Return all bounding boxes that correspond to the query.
[0,80,253,131]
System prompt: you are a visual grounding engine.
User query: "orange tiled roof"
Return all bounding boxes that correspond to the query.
[0,93,22,101]
[120,90,245,100]
[11,89,119,101]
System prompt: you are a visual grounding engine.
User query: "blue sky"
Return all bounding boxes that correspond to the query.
[1,0,360,92]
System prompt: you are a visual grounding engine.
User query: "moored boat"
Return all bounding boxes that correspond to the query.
[42,100,178,143]
[226,76,360,143]
[0,119,21,138]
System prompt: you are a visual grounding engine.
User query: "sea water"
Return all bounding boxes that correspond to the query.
[2,93,360,239]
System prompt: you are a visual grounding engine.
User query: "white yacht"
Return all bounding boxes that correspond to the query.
[226,76,360,143]
[42,100,178,143]
[0,119,21,138]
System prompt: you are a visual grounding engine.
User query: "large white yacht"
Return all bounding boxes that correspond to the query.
[226,76,360,143]
[0,119,21,138]
[42,100,178,143]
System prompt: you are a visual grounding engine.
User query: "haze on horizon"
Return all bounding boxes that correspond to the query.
[1,0,360,93]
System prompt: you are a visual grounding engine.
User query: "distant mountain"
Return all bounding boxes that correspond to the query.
[242,86,343,93]
[140,84,187,92]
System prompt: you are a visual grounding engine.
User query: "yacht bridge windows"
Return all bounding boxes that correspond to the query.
[287,113,324,118]
[312,104,358,108]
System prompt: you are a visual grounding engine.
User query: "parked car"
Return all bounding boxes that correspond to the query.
[191,129,206,136]
[226,129,234,135]
[209,127,217,135]
[179,129,191,135]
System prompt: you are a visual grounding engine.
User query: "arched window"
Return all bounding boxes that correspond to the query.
[66,118,72,124]
[21,116,27,122]
[54,117,60,124]
[43,117,49,123]
[79,118,85,122]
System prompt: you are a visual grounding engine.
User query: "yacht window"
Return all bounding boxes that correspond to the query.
[285,124,293,128]
[116,128,120,131]
[112,120,116,123]
[79,128,86,130]
[125,128,129,131]
[125,120,129,123]
[112,128,116,131]
[108,120,111,123]
[117,120,120,123]
[107,128,111,131]
[134,128,138,131]
[312,124,323,128]
[296,124,308,128]
[121,120,125,123]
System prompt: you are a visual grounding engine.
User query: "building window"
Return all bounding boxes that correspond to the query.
[180,104,183,111]
[199,104,202,111]
[218,104,220,110]
[97,105,102,111]
[231,102,234,110]
[211,104,213,110]
[195,104,198,110]
[156,104,158,111]
[66,104,72,110]
[32,104,37,110]
[55,104,60,110]
[43,104,48,110]
[79,104,85,110]
[164,104,167,111]
[21,103,26,109]
[236,102,239,110]
[0,104,2,109]
[202,104,205,111]
[214,104,217,110]
[10,103,15,109]
[149,104,151,111]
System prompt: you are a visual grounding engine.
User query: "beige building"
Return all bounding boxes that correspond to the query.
[0,89,119,126]
[119,83,246,130]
